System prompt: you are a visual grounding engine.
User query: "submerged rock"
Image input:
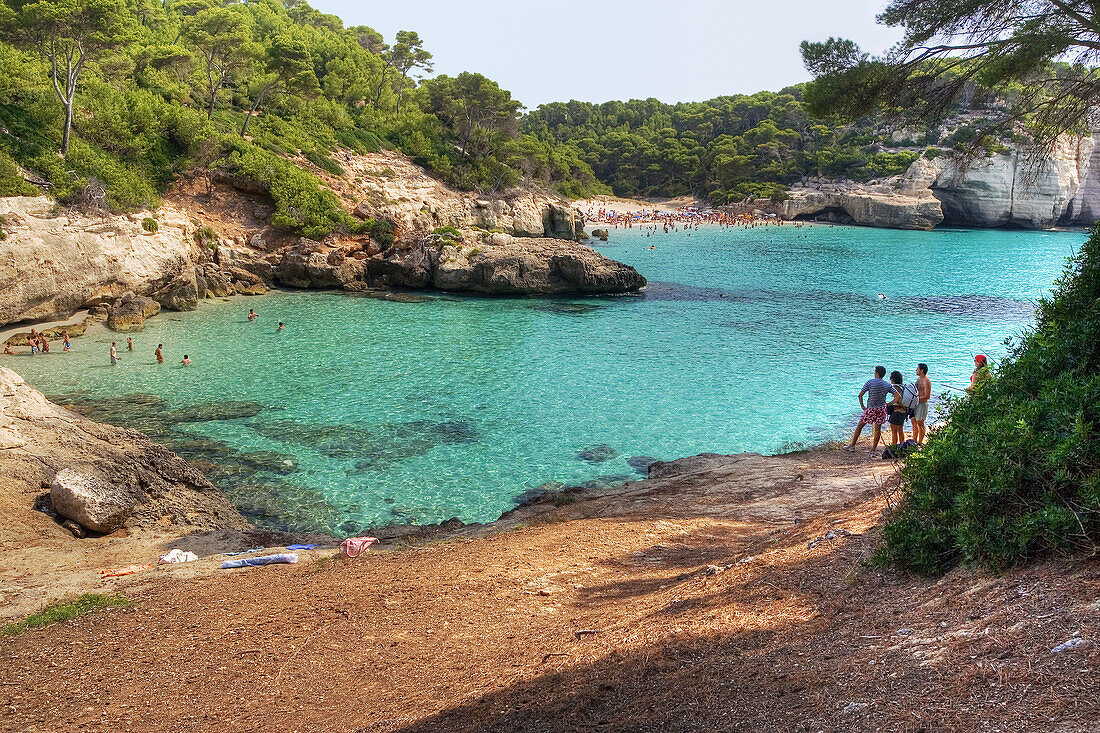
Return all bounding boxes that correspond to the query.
[626,456,661,475]
[49,468,136,534]
[163,401,263,423]
[577,444,618,463]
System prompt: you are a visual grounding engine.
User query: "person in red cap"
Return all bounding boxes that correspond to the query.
[969,354,991,391]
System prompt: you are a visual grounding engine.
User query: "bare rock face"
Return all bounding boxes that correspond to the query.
[366,235,646,295]
[342,150,586,240]
[778,187,944,230]
[106,293,161,332]
[931,135,1095,228]
[50,468,136,534]
[0,197,197,328]
[153,270,200,311]
[274,239,366,289]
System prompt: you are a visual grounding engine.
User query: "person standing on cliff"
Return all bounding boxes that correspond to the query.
[110,342,120,365]
[844,365,897,455]
[913,363,931,444]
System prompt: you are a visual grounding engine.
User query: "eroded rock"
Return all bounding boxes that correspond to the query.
[49,468,136,534]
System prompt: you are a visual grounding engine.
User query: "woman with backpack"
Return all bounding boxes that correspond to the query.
[886,371,909,445]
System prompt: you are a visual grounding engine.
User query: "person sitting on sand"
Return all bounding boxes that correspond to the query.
[248,309,257,321]
[110,342,120,365]
[913,363,931,444]
[155,344,164,363]
[181,354,191,366]
[3,343,13,355]
[844,365,898,455]
[969,354,991,391]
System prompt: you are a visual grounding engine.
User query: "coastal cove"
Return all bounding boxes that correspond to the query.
[3,224,1084,535]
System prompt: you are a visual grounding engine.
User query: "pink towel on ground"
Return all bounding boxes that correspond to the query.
[340,536,378,558]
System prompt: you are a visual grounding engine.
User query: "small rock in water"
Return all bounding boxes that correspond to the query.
[1051,637,1089,653]
[626,455,660,475]
[577,444,618,463]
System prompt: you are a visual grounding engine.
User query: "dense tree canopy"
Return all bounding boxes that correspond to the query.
[522,92,920,204]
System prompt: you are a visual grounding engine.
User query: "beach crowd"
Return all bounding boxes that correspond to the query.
[585,206,803,232]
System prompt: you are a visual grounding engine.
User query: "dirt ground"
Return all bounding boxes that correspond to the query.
[2,449,1099,732]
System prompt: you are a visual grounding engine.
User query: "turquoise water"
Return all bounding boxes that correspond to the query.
[4,224,1084,533]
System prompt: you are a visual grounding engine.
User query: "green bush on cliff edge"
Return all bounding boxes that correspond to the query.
[880,227,1100,574]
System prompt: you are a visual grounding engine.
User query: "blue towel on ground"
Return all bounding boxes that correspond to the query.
[220,553,298,569]
[286,544,319,550]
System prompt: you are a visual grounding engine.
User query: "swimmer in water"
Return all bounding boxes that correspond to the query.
[877,293,888,300]
[155,344,164,363]
[248,309,257,321]
[110,342,120,365]
[181,354,191,366]
[126,336,133,350]
[277,322,284,331]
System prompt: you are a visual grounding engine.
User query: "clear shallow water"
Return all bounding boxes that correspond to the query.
[4,224,1084,533]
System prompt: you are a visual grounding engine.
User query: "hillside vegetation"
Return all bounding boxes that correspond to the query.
[0,0,607,239]
[881,228,1100,573]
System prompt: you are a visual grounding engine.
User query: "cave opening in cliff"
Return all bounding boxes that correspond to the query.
[792,207,856,226]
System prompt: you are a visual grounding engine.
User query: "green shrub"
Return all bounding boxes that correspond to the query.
[195,225,217,249]
[141,217,158,233]
[923,148,941,160]
[303,149,345,177]
[2,593,131,637]
[218,139,364,240]
[879,229,1100,574]
[0,149,34,196]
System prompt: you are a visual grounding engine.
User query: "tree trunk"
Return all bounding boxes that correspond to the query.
[60,101,73,157]
[241,85,274,138]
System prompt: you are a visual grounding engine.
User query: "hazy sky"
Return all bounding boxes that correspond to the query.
[311,0,902,109]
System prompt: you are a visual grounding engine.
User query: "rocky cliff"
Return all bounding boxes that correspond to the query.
[364,232,647,295]
[756,134,1100,230]
[333,150,585,240]
[0,197,197,326]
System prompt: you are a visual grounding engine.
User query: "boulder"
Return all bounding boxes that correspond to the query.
[106,294,161,332]
[591,228,610,241]
[275,247,366,289]
[195,263,229,298]
[153,270,199,311]
[49,468,136,534]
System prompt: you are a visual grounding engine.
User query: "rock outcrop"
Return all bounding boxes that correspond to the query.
[0,197,196,327]
[106,293,161,332]
[765,135,1100,230]
[340,150,585,241]
[366,234,647,295]
[0,366,248,535]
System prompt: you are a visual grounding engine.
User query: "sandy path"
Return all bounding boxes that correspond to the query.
[0,310,88,343]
